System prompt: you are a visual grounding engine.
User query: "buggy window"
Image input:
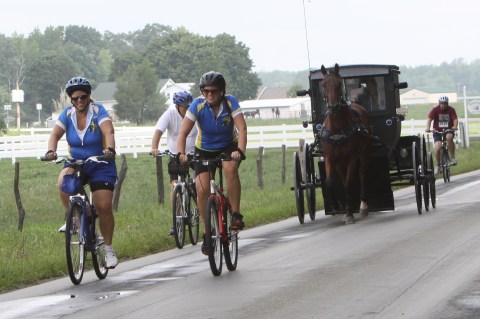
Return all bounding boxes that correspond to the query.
[346,76,386,111]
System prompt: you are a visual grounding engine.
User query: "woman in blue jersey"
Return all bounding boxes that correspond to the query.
[178,71,247,255]
[44,77,118,269]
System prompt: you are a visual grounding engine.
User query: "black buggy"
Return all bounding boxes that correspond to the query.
[292,64,436,224]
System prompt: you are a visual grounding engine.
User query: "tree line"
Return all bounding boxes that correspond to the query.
[257,58,480,98]
[0,24,261,126]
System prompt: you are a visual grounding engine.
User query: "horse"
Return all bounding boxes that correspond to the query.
[244,109,260,119]
[319,63,371,224]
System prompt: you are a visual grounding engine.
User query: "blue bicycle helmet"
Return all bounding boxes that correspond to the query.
[65,77,92,97]
[173,91,193,107]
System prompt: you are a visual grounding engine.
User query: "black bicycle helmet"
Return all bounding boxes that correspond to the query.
[65,77,92,97]
[199,71,226,92]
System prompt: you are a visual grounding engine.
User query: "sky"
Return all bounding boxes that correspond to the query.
[1,0,478,72]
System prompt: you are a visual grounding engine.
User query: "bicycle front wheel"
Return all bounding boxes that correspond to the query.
[172,185,186,249]
[223,205,238,271]
[206,197,222,276]
[65,203,86,285]
[91,207,108,280]
[187,187,200,245]
[441,147,451,183]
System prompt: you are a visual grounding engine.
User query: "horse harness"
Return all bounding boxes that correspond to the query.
[318,101,371,145]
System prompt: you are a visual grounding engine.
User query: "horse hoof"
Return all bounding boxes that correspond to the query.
[360,208,368,218]
[343,215,355,224]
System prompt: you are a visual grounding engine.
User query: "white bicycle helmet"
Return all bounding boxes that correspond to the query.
[438,95,449,103]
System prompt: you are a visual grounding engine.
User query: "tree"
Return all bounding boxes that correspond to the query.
[287,84,303,98]
[23,53,78,118]
[114,61,167,123]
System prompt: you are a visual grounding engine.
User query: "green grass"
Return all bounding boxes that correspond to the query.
[1,139,479,293]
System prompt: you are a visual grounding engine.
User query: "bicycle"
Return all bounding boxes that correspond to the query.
[152,150,199,249]
[428,128,457,183]
[41,156,109,285]
[197,153,239,276]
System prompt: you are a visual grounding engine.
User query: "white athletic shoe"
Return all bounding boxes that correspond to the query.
[450,158,457,165]
[105,250,118,269]
[435,166,441,175]
[58,223,66,233]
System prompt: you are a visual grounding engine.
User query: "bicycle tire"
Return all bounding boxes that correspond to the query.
[441,147,450,183]
[91,205,108,280]
[65,202,85,285]
[206,197,222,276]
[223,205,238,271]
[172,185,186,249]
[187,185,199,245]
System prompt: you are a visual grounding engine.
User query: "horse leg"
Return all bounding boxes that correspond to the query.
[337,162,355,224]
[358,152,369,218]
[324,159,343,215]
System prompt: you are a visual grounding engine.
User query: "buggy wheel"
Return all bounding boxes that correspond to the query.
[91,207,108,280]
[427,151,436,208]
[305,144,316,221]
[412,141,422,214]
[65,203,85,285]
[293,152,305,224]
[223,206,238,271]
[206,197,222,276]
[172,186,186,249]
[420,136,430,211]
[187,187,199,246]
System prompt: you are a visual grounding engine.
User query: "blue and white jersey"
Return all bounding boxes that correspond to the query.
[185,95,242,151]
[56,103,112,159]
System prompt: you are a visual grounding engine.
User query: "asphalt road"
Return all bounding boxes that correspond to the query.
[1,170,480,319]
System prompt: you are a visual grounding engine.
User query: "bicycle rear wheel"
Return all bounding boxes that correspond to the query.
[65,203,85,285]
[187,186,199,245]
[206,197,222,276]
[172,185,186,249]
[223,205,238,271]
[91,206,108,280]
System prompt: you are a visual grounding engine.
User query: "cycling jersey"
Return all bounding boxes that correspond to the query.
[185,95,242,151]
[428,105,458,131]
[154,106,198,153]
[56,103,112,159]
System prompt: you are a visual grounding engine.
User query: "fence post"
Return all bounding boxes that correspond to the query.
[14,162,25,231]
[281,144,286,184]
[156,156,165,204]
[256,146,264,188]
[112,154,128,211]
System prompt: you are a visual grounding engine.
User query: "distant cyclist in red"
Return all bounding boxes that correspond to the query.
[425,95,458,174]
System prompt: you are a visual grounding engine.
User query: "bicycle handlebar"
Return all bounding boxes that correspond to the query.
[40,155,109,165]
[427,128,457,135]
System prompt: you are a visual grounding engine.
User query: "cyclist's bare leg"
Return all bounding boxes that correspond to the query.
[223,160,241,213]
[93,189,115,246]
[446,133,455,158]
[195,171,210,228]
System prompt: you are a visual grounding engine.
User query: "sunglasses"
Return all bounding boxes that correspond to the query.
[202,89,221,95]
[71,94,89,102]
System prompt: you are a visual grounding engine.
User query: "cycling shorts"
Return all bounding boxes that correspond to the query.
[433,131,455,143]
[64,159,117,192]
[194,143,239,176]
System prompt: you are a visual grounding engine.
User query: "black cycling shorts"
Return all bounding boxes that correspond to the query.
[194,144,239,176]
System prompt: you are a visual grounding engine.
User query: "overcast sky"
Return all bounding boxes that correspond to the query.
[1,0,478,72]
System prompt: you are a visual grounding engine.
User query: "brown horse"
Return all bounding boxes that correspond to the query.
[320,64,371,224]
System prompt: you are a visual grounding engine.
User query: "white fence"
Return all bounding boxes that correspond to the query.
[0,121,473,163]
[0,125,316,163]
